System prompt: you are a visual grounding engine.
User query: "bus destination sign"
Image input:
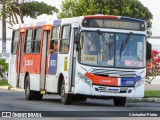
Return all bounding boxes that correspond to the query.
[82,18,145,31]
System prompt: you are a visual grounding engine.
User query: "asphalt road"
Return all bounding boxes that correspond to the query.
[0,88,160,119]
[0,88,160,111]
[0,89,160,120]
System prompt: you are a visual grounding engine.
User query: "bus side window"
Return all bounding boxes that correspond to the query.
[11,31,19,54]
[49,26,60,53]
[32,28,42,53]
[24,29,33,54]
[59,25,71,53]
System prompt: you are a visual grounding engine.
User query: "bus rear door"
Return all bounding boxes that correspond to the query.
[16,29,25,87]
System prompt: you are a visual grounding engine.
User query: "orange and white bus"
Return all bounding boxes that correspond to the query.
[8,15,151,106]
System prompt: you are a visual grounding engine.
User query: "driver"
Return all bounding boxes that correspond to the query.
[86,32,100,55]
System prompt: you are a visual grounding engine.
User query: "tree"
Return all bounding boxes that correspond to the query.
[0,0,58,58]
[58,0,153,29]
[0,58,8,80]
[146,49,160,84]
[0,0,58,25]
[0,0,7,58]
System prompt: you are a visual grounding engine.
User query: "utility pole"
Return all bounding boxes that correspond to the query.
[2,1,6,59]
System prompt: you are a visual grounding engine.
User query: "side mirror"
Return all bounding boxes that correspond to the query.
[74,28,80,44]
[74,28,81,51]
[75,33,80,44]
[80,35,84,49]
[146,41,152,61]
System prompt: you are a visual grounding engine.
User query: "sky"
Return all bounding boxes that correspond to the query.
[0,0,160,39]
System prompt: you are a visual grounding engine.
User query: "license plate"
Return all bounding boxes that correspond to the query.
[107,88,120,93]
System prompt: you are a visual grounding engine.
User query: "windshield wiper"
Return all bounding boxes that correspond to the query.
[120,32,132,59]
[97,30,112,59]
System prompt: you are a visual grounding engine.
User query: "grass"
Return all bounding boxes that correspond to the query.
[144,90,160,98]
[0,80,11,87]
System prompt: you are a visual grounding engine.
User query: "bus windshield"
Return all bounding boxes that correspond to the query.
[79,31,146,68]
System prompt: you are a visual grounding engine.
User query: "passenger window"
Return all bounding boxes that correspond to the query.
[32,28,42,53]
[49,26,60,53]
[24,29,33,54]
[11,31,19,54]
[59,25,71,53]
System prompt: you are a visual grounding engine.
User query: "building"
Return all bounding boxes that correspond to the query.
[0,38,11,62]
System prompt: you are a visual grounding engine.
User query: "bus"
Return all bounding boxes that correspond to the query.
[8,15,151,106]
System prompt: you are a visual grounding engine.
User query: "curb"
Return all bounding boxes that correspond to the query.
[0,86,24,92]
[9,87,24,92]
[128,98,160,103]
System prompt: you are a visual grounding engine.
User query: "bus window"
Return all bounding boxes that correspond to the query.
[11,31,19,54]
[50,40,58,53]
[49,26,60,53]
[24,29,33,54]
[32,28,42,53]
[59,25,71,53]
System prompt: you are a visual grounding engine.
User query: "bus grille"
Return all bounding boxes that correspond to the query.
[96,86,129,93]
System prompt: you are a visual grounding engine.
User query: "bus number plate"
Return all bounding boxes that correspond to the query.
[107,88,120,93]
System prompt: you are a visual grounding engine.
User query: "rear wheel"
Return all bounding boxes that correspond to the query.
[25,75,43,100]
[113,97,126,106]
[60,80,73,105]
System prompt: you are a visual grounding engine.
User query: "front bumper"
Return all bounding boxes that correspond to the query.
[74,79,144,98]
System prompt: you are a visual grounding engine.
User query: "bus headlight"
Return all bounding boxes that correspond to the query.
[135,78,145,88]
[77,72,92,86]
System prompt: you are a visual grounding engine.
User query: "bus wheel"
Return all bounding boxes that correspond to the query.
[25,75,35,100]
[60,80,73,105]
[76,95,87,102]
[113,97,126,106]
[35,91,43,100]
[79,97,87,102]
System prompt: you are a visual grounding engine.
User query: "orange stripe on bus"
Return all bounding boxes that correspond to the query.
[85,72,118,86]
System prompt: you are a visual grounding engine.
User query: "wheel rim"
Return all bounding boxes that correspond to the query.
[26,82,29,96]
[61,83,65,99]
[25,78,30,97]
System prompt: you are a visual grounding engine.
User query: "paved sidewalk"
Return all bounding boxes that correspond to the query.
[145,84,160,90]
[145,76,160,90]
[148,76,160,85]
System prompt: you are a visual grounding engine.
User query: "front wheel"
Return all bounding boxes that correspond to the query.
[60,80,73,105]
[113,97,126,106]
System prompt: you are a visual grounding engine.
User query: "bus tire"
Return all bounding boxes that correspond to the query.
[113,97,126,106]
[60,80,73,105]
[35,91,43,100]
[79,97,87,102]
[76,95,87,102]
[25,75,35,100]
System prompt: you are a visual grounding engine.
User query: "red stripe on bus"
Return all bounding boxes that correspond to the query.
[85,72,118,86]
[84,15,118,19]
